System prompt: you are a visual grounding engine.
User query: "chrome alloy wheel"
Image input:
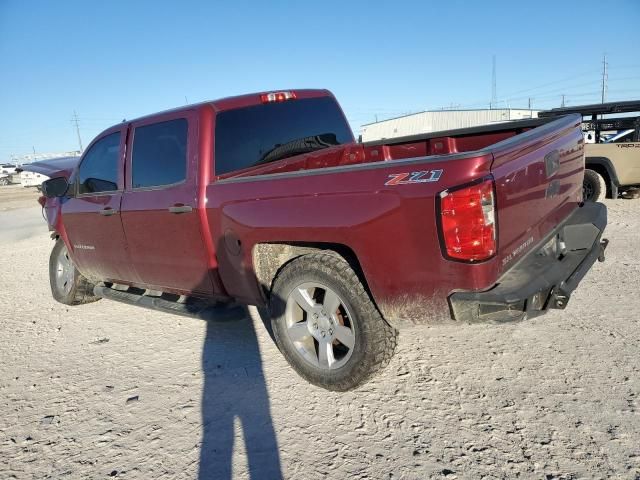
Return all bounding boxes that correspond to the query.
[284,282,356,370]
[55,243,74,295]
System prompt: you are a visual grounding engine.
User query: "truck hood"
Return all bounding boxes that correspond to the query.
[18,156,80,179]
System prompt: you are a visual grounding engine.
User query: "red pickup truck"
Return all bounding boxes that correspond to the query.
[41,89,608,390]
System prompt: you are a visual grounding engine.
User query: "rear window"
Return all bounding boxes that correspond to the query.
[214,96,353,176]
[132,119,188,189]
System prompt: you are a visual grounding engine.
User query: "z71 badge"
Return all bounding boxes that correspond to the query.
[385,169,443,186]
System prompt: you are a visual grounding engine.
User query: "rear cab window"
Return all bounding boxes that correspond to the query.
[214,96,353,176]
[131,119,188,189]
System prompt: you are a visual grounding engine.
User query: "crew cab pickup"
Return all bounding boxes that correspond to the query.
[41,89,608,390]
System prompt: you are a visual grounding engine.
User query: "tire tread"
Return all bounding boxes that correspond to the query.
[49,239,100,306]
[270,253,397,391]
[584,168,606,202]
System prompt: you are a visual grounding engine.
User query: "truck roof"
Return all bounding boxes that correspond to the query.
[122,89,333,125]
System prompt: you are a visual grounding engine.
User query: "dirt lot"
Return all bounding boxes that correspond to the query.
[0,184,41,212]
[0,192,639,480]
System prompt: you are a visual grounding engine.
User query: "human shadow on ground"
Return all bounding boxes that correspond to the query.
[197,304,282,480]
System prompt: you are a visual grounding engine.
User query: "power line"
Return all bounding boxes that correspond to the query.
[494,69,601,99]
[607,75,640,82]
[345,73,635,119]
[73,116,122,121]
[72,111,83,152]
[601,53,608,103]
[491,55,497,110]
[447,74,622,111]
[607,64,640,71]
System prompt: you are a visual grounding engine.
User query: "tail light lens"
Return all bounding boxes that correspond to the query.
[438,177,497,262]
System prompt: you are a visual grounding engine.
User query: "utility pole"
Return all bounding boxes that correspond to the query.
[561,94,566,107]
[600,53,608,104]
[72,111,83,152]
[528,97,531,109]
[491,55,497,110]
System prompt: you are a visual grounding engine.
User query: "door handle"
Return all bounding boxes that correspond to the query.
[99,207,118,216]
[168,204,193,214]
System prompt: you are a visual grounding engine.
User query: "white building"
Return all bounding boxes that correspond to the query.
[360,108,539,142]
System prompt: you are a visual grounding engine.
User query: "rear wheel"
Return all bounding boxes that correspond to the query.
[49,239,100,305]
[0,177,9,186]
[270,253,397,391]
[583,169,606,202]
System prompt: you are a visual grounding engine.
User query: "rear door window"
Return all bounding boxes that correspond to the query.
[78,132,121,194]
[214,96,353,176]
[132,119,188,188]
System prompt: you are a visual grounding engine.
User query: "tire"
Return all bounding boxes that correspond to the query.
[49,239,100,305]
[583,169,606,202]
[0,177,9,186]
[269,253,397,391]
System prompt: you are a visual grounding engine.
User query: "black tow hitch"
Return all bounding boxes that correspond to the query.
[549,237,609,311]
[598,238,609,263]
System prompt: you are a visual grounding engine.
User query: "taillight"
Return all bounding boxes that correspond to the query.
[260,91,297,103]
[438,177,497,262]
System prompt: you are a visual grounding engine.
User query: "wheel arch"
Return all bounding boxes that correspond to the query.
[585,156,619,199]
[252,242,372,303]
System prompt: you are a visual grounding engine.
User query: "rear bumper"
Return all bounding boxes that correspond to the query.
[449,202,608,323]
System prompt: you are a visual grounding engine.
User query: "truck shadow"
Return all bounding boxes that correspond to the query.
[196,304,283,480]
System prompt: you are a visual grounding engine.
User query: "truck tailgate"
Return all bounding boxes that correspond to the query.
[490,114,584,273]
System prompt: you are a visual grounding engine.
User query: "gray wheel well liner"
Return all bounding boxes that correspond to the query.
[585,156,619,198]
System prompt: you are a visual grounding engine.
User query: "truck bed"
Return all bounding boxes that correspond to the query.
[206,114,585,326]
[361,117,549,147]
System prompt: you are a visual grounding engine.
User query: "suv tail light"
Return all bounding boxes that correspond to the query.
[438,177,497,262]
[260,91,297,103]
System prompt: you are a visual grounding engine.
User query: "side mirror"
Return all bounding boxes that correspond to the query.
[41,177,69,198]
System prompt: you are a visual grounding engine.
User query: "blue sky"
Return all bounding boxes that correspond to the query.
[1,0,639,161]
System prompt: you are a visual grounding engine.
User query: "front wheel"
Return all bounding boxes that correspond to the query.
[583,169,606,202]
[270,253,397,391]
[49,239,100,305]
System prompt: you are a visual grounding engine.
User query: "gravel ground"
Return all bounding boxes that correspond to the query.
[0,185,41,212]
[0,196,639,480]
